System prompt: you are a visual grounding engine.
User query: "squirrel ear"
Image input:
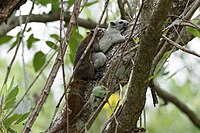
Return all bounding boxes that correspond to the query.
[87,30,94,34]
[98,28,104,33]
[110,21,116,27]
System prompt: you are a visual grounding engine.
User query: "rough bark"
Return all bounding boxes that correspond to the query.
[0,0,27,22]
[50,0,199,132]
[105,0,173,132]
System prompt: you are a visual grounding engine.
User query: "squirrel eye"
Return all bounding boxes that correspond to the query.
[98,29,104,33]
[119,21,124,24]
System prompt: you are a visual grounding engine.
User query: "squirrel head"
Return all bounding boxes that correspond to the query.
[87,28,105,40]
[109,19,129,31]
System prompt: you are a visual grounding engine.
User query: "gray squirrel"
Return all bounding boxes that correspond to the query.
[92,19,129,69]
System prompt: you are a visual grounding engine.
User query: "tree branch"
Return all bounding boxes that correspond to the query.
[162,35,200,58]
[22,0,82,132]
[117,0,128,19]
[0,10,106,37]
[150,81,200,129]
[0,0,27,22]
[105,0,173,132]
[50,0,110,132]
[149,0,198,78]
[47,0,199,132]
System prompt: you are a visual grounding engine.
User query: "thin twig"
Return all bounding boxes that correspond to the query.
[100,101,121,133]
[80,92,110,133]
[19,10,28,92]
[47,0,69,132]
[79,0,89,13]
[22,0,82,132]
[83,2,145,131]
[101,68,134,132]
[3,0,36,119]
[47,92,65,132]
[5,52,56,119]
[162,35,200,58]
[70,0,111,131]
[59,0,69,132]
[180,22,200,31]
[151,81,200,129]
[107,0,144,90]
[2,0,36,86]
[72,0,109,77]
[143,108,146,128]
[184,0,200,20]
[117,0,127,19]
[107,101,119,133]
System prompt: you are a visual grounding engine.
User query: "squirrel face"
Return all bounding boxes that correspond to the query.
[109,19,129,31]
[87,28,104,40]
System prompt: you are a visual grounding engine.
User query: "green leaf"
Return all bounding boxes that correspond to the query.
[36,0,51,6]
[8,76,15,91]
[1,84,7,100]
[27,34,40,49]
[46,41,58,50]
[36,0,59,10]
[3,114,20,129]
[7,127,17,133]
[135,37,140,44]
[0,35,13,46]
[15,112,30,125]
[187,27,200,38]
[8,39,18,52]
[148,73,159,81]
[67,0,75,10]
[68,29,83,64]
[26,27,32,32]
[33,51,46,72]
[4,86,19,110]
[50,34,59,41]
[8,32,20,52]
[51,0,59,11]
[154,51,170,74]
[4,98,15,110]
[5,86,19,103]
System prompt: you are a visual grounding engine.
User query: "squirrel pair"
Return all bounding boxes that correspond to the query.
[67,19,129,122]
[73,19,129,80]
[51,20,129,132]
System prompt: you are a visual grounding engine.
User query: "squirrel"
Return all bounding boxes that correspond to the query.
[68,20,129,121]
[73,28,104,80]
[52,21,129,132]
[67,28,104,123]
[92,19,129,69]
[99,19,129,53]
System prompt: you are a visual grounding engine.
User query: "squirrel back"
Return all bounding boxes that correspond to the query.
[73,29,104,81]
[66,29,104,124]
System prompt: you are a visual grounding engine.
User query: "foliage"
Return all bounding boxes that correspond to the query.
[0,80,31,132]
[0,0,200,132]
[33,51,46,72]
[187,27,200,38]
